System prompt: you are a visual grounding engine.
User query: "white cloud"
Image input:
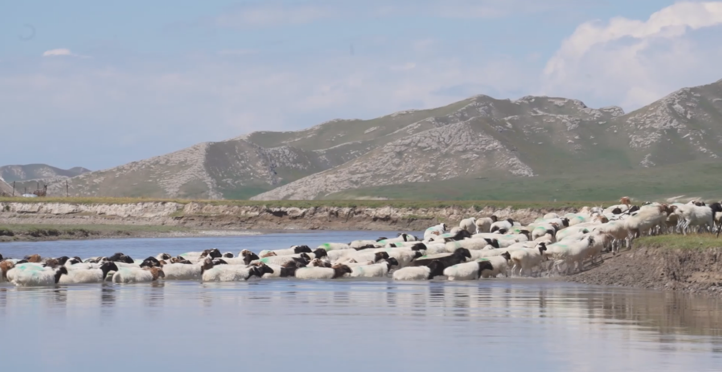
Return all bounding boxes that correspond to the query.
[42,48,89,58]
[542,1,722,109]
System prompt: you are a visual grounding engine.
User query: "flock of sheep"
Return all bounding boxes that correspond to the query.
[1,198,720,287]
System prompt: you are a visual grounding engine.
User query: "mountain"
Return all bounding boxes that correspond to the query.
[0,164,91,182]
[41,79,722,200]
[0,176,14,196]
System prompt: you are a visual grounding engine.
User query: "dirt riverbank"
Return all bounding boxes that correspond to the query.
[565,246,722,296]
[0,201,577,234]
[0,224,264,242]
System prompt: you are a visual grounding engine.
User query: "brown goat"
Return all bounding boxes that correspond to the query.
[1,261,15,280]
[260,251,277,258]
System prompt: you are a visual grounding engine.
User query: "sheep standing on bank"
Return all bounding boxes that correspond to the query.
[672,204,715,235]
[479,253,512,278]
[475,216,497,233]
[510,244,547,277]
[459,217,478,235]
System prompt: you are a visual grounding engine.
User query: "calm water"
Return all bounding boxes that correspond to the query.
[2,232,722,371]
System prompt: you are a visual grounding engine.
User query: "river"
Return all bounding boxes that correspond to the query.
[1,232,721,371]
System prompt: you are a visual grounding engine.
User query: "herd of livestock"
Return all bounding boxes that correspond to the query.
[1,198,721,287]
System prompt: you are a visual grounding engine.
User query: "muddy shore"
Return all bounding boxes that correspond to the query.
[566,247,722,296]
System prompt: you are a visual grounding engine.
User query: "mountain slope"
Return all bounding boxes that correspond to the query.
[252,80,722,200]
[30,78,722,200]
[0,177,14,196]
[0,164,90,182]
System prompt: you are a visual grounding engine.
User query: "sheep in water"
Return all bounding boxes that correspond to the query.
[162,258,216,280]
[349,258,399,278]
[392,261,446,281]
[261,262,299,278]
[259,245,312,257]
[479,253,512,278]
[295,264,353,280]
[112,267,165,284]
[9,265,68,287]
[1,260,15,283]
[59,262,119,284]
[240,250,260,265]
[201,263,274,282]
[443,260,494,281]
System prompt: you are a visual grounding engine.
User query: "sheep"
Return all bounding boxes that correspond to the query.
[162,259,215,280]
[672,204,715,235]
[108,252,134,264]
[543,213,560,219]
[372,246,424,268]
[479,253,512,278]
[251,253,312,267]
[349,240,380,249]
[295,265,352,280]
[349,258,399,278]
[625,204,672,239]
[201,263,274,282]
[392,261,445,281]
[490,218,518,233]
[377,233,418,246]
[259,245,312,257]
[510,244,548,277]
[59,262,119,284]
[444,238,495,252]
[458,217,478,234]
[317,242,352,251]
[261,262,299,278]
[156,253,172,261]
[239,250,260,265]
[410,248,471,270]
[543,238,593,274]
[475,216,497,233]
[1,260,16,283]
[10,266,68,287]
[424,223,447,240]
[443,260,494,281]
[112,267,165,284]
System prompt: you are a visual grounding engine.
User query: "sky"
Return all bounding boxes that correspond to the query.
[1,0,722,170]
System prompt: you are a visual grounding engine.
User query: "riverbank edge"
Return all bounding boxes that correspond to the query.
[0,201,579,234]
[563,246,722,296]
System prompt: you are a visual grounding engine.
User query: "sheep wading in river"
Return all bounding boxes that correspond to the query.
[2,197,721,287]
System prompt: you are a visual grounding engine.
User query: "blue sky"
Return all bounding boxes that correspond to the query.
[1,0,722,170]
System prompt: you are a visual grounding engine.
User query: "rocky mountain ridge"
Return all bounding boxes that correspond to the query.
[23,79,722,200]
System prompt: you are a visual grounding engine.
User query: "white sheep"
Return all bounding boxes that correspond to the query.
[259,245,312,257]
[423,223,447,240]
[8,266,68,287]
[112,267,165,283]
[672,204,714,235]
[295,265,352,280]
[318,242,352,251]
[510,244,547,277]
[201,264,273,282]
[59,262,119,284]
[479,254,512,278]
[443,260,493,281]
[475,216,497,233]
[349,260,398,278]
[459,217,478,234]
[392,261,445,281]
[161,259,215,280]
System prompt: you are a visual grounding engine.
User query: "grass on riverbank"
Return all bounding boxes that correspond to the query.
[635,234,722,250]
[0,197,611,211]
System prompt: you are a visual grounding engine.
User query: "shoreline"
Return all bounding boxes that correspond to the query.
[563,245,722,296]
